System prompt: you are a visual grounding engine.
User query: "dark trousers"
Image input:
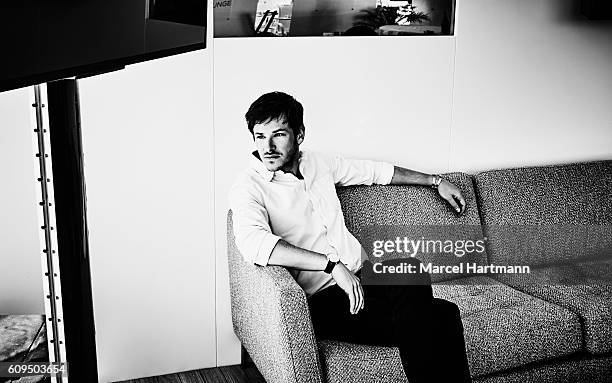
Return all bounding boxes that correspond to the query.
[307,259,472,383]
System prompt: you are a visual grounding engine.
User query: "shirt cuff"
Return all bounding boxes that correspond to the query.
[376,162,395,185]
[254,232,282,266]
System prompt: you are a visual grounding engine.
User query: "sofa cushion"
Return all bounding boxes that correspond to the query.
[318,340,407,383]
[473,353,612,383]
[495,258,612,355]
[433,276,583,377]
[337,172,489,282]
[473,160,612,266]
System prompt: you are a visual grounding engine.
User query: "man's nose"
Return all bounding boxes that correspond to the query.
[264,137,275,152]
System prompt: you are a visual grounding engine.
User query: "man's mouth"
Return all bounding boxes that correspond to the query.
[264,154,281,159]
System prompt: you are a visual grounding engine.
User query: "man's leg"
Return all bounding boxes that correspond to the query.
[308,258,438,383]
[308,284,437,383]
[428,298,472,383]
[308,258,471,383]
[366,259,471,383]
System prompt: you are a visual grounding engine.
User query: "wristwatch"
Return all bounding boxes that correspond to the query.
[431,174,443,189]
[324,252,340,274]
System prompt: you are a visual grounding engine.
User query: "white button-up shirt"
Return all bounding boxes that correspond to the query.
[229,150,395,296]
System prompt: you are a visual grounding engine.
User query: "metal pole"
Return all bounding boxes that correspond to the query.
[33,84,66,382]
[45,79,99,383]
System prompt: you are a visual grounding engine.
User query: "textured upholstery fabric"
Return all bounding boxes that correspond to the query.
[433,276,582,377]
[317,340,407,383]
[337,172,488,282]
[474,160,612,266]
[226,162,612,382]
[474,353,612,383]
[227,212,324,383]
[474,160,612,355]
[495,258,612,355]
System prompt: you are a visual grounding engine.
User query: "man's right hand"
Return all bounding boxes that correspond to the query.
[331,262,364,315]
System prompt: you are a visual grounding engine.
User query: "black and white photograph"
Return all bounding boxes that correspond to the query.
[214,0,455,37]
[1,1,612,383]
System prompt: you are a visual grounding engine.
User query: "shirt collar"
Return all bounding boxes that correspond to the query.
[249,150,305,182]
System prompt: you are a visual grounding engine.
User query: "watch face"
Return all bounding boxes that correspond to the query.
[327,253,340,263]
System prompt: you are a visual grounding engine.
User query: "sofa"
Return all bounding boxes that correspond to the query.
[227,160,612,383]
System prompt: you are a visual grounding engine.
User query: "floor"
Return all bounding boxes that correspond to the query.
[1,315,266,383]
[115,364,265,383]
[0,315,50,383]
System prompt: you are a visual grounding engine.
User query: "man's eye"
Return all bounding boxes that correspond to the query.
[274,133,286,137]
[255,136,264,140]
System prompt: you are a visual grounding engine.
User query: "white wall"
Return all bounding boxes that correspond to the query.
[0,87,44,315]
[450,0,612,172]
[213,0,612,365]
[77,3,215,382]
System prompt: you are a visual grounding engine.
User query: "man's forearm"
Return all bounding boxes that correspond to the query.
[390,166,434,186]
[267,239,328,271]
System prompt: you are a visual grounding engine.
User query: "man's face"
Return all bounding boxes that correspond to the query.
[253,117,303,172]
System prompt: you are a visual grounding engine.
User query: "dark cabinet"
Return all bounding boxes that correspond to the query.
[0,0,206,92]
[581,0,612,20]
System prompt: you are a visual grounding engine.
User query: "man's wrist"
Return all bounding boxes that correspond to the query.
[324,252,340,274]
[430,174,443,189]
[324,259,338,274]
[330,261,346,277]
[428,174,435,187]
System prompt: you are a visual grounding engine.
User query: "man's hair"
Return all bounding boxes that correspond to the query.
[245,92,304,136]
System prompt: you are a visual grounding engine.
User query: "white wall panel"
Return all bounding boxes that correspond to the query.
[450,0,612,172]
[78,4,215,379]
[0,87,44,315]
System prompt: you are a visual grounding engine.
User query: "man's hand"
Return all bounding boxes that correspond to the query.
[331,263,364,315]
[438,179,466,215]
[389,167,466,215]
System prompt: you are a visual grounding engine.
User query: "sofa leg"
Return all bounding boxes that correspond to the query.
[241,345,254,367]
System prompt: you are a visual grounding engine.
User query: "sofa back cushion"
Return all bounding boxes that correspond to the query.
[336,172,488,282]
[474,161,612,266]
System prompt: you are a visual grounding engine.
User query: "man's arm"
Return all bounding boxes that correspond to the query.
[267,239,328,270]
[268,240,364,315]
[390,166,467,214]
[329,154,467,214]
[389,166,433,186]
[229,182,364,314]
[230,181,331,269]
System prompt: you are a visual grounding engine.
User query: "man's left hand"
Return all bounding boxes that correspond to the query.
[437,180,466,215]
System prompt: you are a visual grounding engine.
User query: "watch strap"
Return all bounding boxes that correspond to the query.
[324,260,338,274]
[431,174,443,189]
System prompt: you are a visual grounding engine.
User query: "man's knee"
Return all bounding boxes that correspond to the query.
[432,298,464,332]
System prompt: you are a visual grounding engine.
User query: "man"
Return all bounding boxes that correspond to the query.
[229,91,472,383]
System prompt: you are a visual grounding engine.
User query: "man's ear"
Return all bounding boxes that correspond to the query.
[296,126,305,145]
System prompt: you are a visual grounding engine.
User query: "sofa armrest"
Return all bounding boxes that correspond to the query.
[227,211,324,383]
